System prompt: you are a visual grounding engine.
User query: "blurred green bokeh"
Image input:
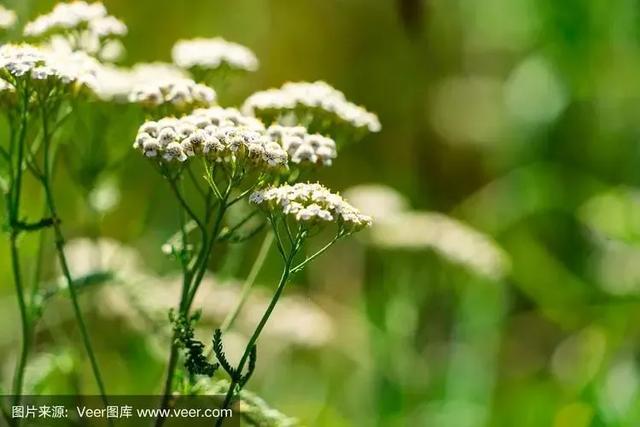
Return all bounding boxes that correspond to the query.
[2,0,640,426]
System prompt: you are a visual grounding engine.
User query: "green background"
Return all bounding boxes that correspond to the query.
[2,0,640,426]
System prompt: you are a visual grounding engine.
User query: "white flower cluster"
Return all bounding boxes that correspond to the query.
[344,184,409,221]
[128,78,216,112]
[24,1,126,62]
[250,183,372,230]
[0,44,48,78]
[267,125,336,167]
[242,81,381,133]
[0,44,99,93]
[44,33,124,64]
[133,107,287,170]
[131,62,188,81]
[91,62,188,102]
[370,212,510,280]
[0,5,16,30]
[172,37,259,72]
[24,1,126,39]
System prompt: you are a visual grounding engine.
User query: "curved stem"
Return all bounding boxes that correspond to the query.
[220,232,274,332]
[215,235,300,425]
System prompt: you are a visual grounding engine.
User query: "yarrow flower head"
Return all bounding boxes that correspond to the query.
[24,2,126,38]
[266,125,336,167]
[0,5,17,31]
[250,183,372,231]
[172,37,259,73]
[84,62,188,103]
[242,81,381,135]
[133,107,287,171]
[0,44,48,79]
[128,77,216,114]
[89,63,134,102]
[23,1,127,62]
[0,44,99,96]
[344,184,409,221]
[267,125,337,166]
[369,212,510,280]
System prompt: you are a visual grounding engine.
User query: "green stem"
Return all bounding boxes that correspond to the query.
[215,236,300,425]
[156,182,197,426]
[29,204,49,303]
[220,232,274,332]
[9,96,30,412]
[186,163,206,200]
[155,339,179,427]
[217,210,259,242]
[155,301,189,427]
[39,104,109,408]
[291,231,346,274]
[167,174,206,238]
[44,171,110,407]
[156,178,229,426]
[10,233,29,408]
[185,186,231,311]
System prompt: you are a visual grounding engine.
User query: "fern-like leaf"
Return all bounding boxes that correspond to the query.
[213,328,237,378]
[171,311,218,377]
